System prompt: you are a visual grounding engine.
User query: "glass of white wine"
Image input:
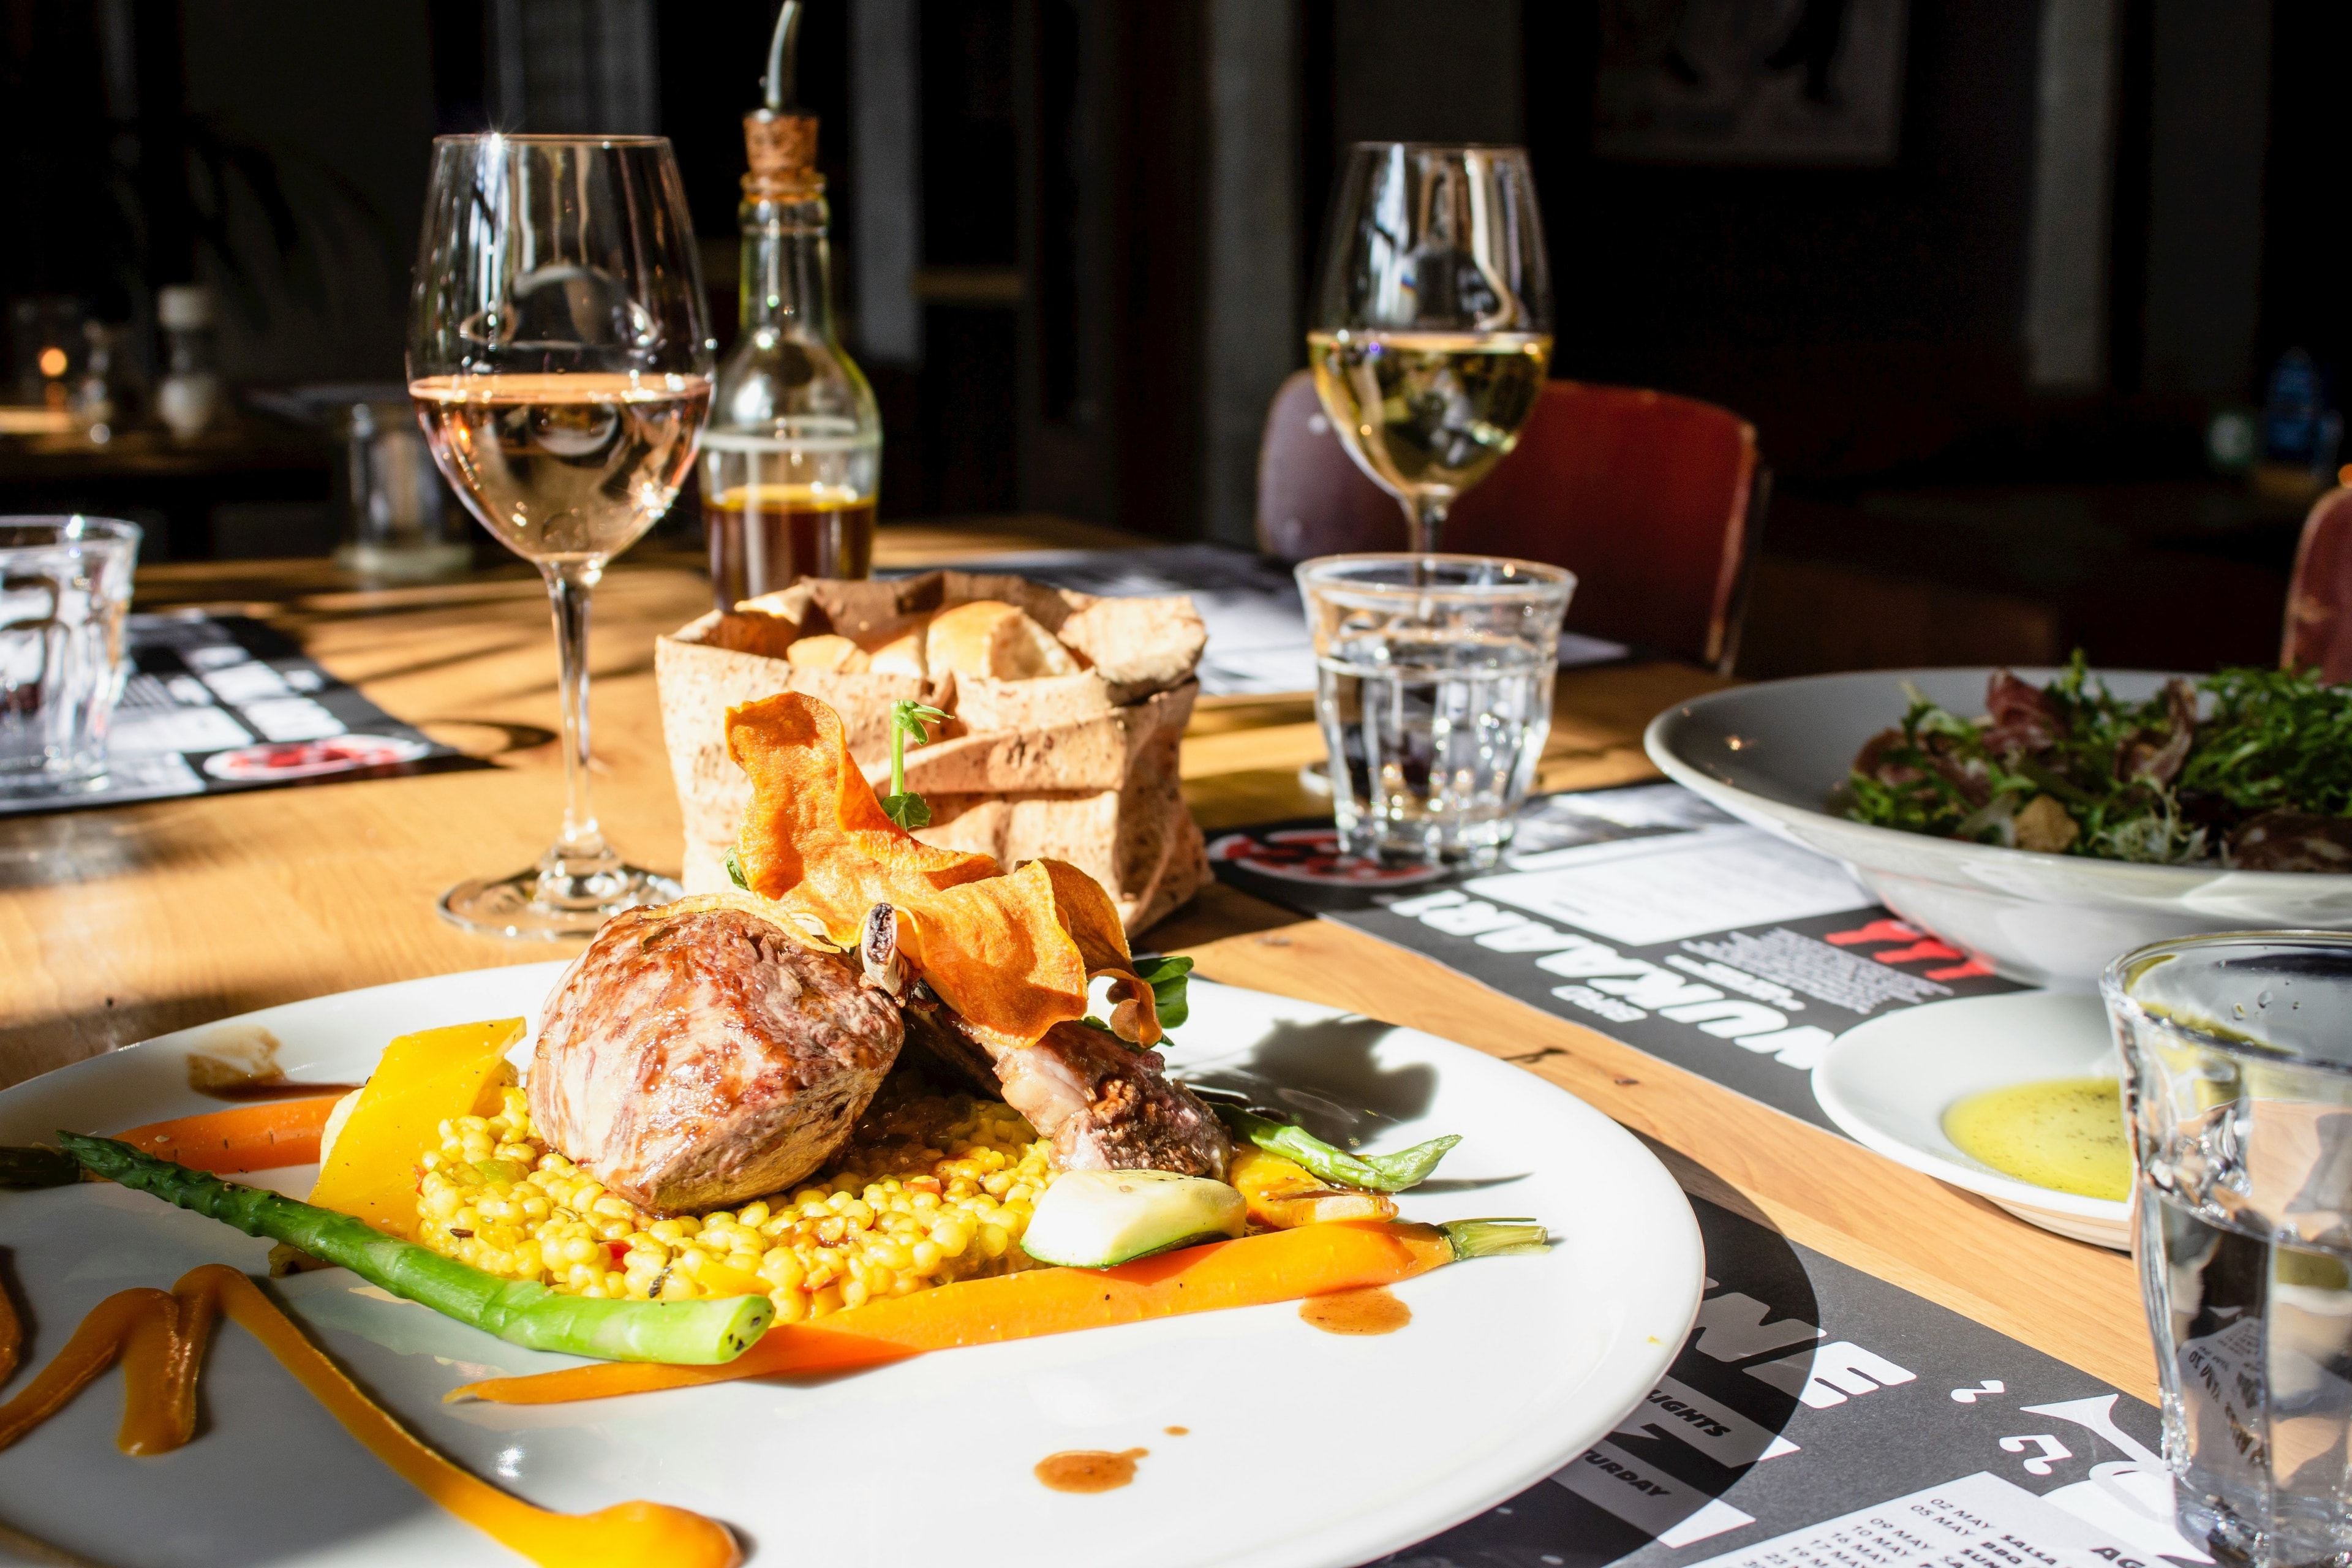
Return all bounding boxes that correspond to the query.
[1307,144,1553,554]
[409,134,714,938]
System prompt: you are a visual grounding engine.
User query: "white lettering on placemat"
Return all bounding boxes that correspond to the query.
[1684,927,1956,1014]
[1618,1374,1803,1466]
[1687,1293,1825,1361]
[1747,1340,1918,1409]
[1555,1439,1758,1546]
[1469,826,1871,948]
[1681,1470,2155,1568]
[110,704,253,756]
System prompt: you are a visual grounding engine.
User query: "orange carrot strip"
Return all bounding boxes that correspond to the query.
[0,1262,19,1384]
[0,1266,739,1568]
[111,1094,344,1174]
[457,1220,1453,1408]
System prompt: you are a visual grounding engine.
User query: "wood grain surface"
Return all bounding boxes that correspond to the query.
[0,522,2157,1405]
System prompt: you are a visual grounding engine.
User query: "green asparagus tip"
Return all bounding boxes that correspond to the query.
[1218,1106,1460,1193]
[1363,1134,1461,1191]
[1440,1218,1550,1260]
[58,1131,133,1180]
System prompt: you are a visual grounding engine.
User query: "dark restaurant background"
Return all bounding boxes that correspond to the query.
[1,0,2339,674]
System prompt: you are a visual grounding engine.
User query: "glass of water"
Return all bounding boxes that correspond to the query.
[0,516,140,793]
[1297,552,1574,866]
[2106,932,2352,1566]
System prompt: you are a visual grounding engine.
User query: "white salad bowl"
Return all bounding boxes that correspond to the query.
[1644,667,2352,990]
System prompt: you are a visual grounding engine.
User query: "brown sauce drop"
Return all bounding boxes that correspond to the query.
[198,1077,364,1103]
[1163,1425,1188,1436]
[1299,1284,1411,1335]
[1035,1447,1147,1493]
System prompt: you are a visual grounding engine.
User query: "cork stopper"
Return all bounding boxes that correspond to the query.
[744,110,821,197]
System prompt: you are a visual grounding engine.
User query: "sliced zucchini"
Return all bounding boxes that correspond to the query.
[1021,1170,1247,1268]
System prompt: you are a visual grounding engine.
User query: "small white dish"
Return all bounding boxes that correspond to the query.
[1811,991,2133,1250]
[0,965,1703,1568]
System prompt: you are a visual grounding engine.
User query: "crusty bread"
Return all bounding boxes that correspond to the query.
[1057,597,1206,696]
[861,625,928,679]
[785,633,866,673]
[924,600,1079,680]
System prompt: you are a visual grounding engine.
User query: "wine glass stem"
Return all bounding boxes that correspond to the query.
[1407,494,1449,555]
[543,562,613,876]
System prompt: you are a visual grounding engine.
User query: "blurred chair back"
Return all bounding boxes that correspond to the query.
[2283,486,2352,681]
[1256,372,1768,671]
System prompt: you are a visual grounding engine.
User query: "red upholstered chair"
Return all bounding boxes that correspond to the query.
[1256,371,1770,671]
[2283,486,2352,681]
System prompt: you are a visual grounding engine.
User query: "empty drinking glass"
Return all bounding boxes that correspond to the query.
[2106,932,2352,1566]
[1298,552,1573,866]
[0,516,140,792]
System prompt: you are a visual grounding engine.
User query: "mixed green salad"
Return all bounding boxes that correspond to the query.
[1845,656,2352,870]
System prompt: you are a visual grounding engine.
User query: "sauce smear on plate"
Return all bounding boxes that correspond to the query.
[1300,1284,1411,1335]
[1036,1448,1147,1493]
[0,1264,740,1563]
[186,1032,360,1102]
[1943,1077,2130,1200]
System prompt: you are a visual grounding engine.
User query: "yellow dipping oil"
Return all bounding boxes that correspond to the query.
[1942,1077,2131,1201]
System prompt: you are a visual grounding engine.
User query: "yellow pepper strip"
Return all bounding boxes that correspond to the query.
[1228,1147,1400,1230]
[0,1265,739,1568]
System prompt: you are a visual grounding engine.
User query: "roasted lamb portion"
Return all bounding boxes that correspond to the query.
[896,976,1230,1180]
[530,897,904,1214]
[1003,1020,1232,1176]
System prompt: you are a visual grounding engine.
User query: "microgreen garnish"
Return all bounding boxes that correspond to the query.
[1845,657,2352,865]
[1134,954,1194,1030]
[1080,954,1194,1038]
[880,700,949,831]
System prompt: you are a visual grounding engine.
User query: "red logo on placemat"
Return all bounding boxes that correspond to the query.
[1207,829,1447,887]
[202,735,431,782]
[1824,917,1994,981]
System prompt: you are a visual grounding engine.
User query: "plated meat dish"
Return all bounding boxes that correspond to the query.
[12,687,1526,1567]
[1845,657,2352,870]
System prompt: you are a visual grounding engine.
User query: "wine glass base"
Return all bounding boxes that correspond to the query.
[437,863,683,941]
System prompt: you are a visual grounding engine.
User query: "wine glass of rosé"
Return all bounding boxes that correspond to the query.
[1307,143,1553,554]
[409,134,713,938]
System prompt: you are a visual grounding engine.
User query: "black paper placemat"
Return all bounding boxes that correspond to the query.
[1204,790,2181,1567]
[1371,1194,2187,1568]
[0,612,478,817]
[1207,784,2029,1136]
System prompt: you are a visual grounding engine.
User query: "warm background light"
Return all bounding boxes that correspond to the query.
[36,346,67,378]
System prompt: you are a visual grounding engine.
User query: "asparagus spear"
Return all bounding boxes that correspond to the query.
[1210,1106,1459,1193]
[0,1144,80,1188]
[58,1133,771,1365]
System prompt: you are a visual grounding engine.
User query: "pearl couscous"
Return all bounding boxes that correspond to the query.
[415,1071,1053,1323]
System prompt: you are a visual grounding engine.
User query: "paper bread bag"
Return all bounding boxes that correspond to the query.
[657,571,1209,935]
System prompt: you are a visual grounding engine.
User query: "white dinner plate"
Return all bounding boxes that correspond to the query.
[1811,991,2132,1250]
[0,965,1703,1568]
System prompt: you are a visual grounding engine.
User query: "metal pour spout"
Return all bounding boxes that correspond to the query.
[763,0,803,114]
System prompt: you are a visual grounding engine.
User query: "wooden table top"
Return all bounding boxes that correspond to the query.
[0,521,2154,1406]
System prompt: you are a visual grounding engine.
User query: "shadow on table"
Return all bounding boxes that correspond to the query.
[1183,1014,1439,1144]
